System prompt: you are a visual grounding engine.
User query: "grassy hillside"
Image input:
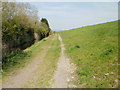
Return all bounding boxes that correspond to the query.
[59,21,118,88]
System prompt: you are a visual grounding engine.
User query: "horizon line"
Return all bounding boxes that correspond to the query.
[53,19,118,31]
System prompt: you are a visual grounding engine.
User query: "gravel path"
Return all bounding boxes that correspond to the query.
[52,34,75,88]
[2,34,76,88]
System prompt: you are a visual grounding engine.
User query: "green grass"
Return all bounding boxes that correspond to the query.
[59,21,118,88]
[2,35,55,81]
[24,34,61,88]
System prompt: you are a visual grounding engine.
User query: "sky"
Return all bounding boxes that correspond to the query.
[28,2,118,31]
[7,0,118,31]
[8,0,120,2]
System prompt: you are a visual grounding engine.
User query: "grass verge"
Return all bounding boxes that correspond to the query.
[24,34,61,88]
[2,35,54,81]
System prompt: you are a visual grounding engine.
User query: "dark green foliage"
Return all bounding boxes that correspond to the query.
[41,18,50,27]
[75,45,80,48]
[2,51,31,69]
[2,2,51,63]
[100,49,113,57]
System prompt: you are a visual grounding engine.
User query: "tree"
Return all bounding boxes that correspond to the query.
[2,2,52,60]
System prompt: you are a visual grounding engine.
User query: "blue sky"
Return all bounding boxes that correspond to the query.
[29,2,118,31]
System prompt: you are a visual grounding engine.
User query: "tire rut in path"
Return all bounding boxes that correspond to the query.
[3,36,55,88]
[52,34,75,88]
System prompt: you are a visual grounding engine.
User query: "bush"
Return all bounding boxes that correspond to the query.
[2,2,51,62]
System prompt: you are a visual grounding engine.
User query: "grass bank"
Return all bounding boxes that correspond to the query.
[59,21,118,88]
[2,35,54,81]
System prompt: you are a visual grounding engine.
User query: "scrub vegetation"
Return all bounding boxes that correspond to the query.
[2,2,51,65]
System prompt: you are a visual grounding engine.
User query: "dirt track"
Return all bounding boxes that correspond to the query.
[3,34,75,88]
[2,37,54,88]
[52,35,75,88]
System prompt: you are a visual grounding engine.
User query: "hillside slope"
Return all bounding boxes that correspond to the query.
[59,21,118,88]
